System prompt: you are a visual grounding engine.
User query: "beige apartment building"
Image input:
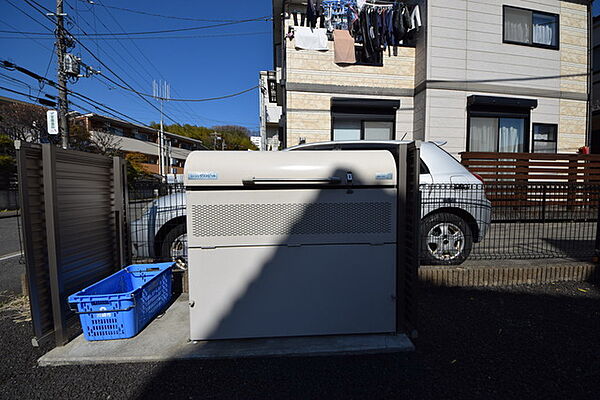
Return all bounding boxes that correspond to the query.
[269,0,591,156]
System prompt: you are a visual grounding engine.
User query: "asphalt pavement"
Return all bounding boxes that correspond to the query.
[0,216,22,256]
[0,216,24,300]
[1,281,598,399]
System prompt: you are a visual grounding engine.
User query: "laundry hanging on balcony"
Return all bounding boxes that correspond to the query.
[333,29,356,64]
[290,1,422,63]
[294,26,329,51]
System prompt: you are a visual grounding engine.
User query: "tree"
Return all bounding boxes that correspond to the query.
[125,152,151,183]
[68,118,123,157]
[0,102,47,143]
[155,122,257,151]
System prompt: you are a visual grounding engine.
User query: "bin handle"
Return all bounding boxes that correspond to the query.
[242,177,342,185]
[127,267,160,273]
[69,295,136,315]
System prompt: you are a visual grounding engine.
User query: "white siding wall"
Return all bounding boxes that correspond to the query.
[422,0,586,155]
[428,0,562,91]
[424,88,562,157]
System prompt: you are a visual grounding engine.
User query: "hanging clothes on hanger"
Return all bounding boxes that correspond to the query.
[333,29,356,64]
[307,0,323,28]
[294,26,329,51]
[409,4,422,31]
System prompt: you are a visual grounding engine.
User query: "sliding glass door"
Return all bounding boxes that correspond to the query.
[469,117,527,152]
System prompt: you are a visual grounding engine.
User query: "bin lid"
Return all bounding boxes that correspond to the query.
[184,150,397,187]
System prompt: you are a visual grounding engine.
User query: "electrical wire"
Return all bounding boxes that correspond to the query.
[95,75,258,102]
[0,17,272,36]
[91,0,195,124]
[0,85,53,104]
[11,1,260,127]
[66,1,161,99]
[19,0,182,124]
[79,1,265,23]
[0,19,53,51]
[0,31,271,40]
[0,66,155,126]
[5,0,55,33]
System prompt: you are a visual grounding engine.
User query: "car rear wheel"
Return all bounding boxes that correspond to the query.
[159,223,187,261]
[421,213,472,265]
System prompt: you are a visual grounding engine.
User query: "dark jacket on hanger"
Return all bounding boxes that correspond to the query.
[307,0,322,28]
[392,2,407,44]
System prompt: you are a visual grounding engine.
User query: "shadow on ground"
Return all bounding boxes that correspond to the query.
[2,282,599,399]
[128,282,599,399]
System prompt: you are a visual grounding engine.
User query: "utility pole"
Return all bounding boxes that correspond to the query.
[153,80,170,181]
[55,0,69,149]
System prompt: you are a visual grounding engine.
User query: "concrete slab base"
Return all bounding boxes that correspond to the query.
[39,295,414,366]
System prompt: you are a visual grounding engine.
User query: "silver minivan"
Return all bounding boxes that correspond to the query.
[131,141,491,265]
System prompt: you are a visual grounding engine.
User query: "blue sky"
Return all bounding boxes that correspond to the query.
[2,1,599,131]
[0,0,273,131]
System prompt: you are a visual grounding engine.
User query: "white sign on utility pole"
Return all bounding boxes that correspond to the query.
[47,110,59,135]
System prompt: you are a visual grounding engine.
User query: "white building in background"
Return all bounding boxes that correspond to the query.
[259,70,282,151]
[250,135,262,150]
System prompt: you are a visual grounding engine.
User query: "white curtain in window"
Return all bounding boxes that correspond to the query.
[499,118,524,153]
[505,8,531,44]
[470,117,497,152]
[533,24,553,45]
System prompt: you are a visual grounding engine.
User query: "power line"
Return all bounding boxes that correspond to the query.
[0,85,55,106]
[0,18,53,51]
[5,0,55,33]
[20,0,182,125]
[66,1,161,98]
[96,75,258,102]
[79,1,264,23]
[91,0,196,127]
[0,31,271,40]
[0,65,154,127]
[0,17,272,36]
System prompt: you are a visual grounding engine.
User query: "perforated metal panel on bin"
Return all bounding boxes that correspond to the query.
[184,151,399,341]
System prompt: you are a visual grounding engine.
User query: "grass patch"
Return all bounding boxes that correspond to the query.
[0,293,31,323]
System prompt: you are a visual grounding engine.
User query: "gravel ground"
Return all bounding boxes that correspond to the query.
[1,281,599,400]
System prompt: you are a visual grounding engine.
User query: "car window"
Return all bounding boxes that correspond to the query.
[420,159,430,175]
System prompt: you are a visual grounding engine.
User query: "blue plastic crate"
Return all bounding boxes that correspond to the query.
[68,262,174,341]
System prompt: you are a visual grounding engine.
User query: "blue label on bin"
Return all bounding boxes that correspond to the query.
[188,172,218,180]
[375,172,393,180]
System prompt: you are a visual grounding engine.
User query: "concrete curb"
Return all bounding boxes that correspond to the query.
[419,262,599,287]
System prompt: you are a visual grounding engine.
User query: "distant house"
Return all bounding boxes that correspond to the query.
[73,113,207,174]
[259,70,282,151]
[0,96,208,174]
[250,135,262,150]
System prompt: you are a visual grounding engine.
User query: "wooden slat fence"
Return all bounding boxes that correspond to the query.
[460,152,600,209]
[460,152,600,183]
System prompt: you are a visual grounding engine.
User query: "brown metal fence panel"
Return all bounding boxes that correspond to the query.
[16,142,128,346]
[16,143,53,344]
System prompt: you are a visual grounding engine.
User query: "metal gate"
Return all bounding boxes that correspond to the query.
[16,142,129,346]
